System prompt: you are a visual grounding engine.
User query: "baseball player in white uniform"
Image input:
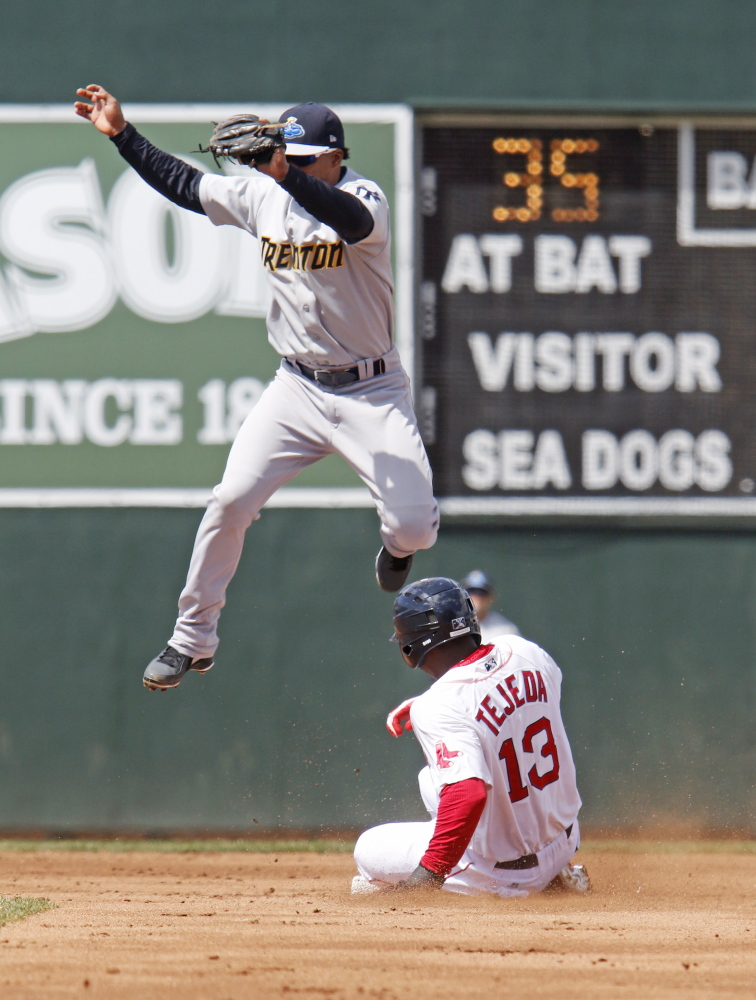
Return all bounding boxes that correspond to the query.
[74,86,439,691]
[352,577,590,897]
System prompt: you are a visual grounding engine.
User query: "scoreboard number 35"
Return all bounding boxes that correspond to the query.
[492,137,600,223]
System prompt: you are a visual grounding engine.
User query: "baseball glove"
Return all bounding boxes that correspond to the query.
[197,114,291,166]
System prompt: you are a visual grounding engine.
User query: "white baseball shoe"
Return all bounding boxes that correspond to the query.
[550,863,592,893]
[351,875,381,895]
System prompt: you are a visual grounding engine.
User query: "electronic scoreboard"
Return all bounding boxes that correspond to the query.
[418,119,756,515]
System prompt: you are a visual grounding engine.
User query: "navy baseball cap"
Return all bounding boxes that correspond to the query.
[462,570,494,595]
[279,103,345,156]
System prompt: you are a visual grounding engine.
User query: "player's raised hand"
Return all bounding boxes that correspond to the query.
[74,85,127,137]
[386,697,416,737]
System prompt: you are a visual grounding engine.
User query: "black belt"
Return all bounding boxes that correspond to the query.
[297,358,386,388]
[494,824,572,871]
[495,853,538,871]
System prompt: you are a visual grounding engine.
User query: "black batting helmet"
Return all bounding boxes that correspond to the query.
[391,577,481,669]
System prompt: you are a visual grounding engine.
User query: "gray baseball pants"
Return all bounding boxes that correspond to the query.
[170,349,438,658]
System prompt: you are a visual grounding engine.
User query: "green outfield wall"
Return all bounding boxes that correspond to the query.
[0,508,752,833]
[0,3,754,834]
[3,0,756,110]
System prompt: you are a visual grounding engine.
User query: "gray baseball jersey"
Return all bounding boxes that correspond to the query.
[199,168,393,366]
[479,610,521,643]
[169,162,439,657]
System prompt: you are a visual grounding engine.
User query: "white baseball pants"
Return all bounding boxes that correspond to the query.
[354,769,580,898]
[170,349,438,657]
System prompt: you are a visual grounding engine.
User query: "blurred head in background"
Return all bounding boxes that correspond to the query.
[462,570,520,643]
[461,569,495,621]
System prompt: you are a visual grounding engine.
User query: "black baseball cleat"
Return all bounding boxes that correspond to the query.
[375,546,414,592]
[143,645,214,691]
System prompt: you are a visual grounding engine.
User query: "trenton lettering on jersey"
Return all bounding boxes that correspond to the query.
[409,635,581,865]
[198,168,394,367]
[259,236,344,272]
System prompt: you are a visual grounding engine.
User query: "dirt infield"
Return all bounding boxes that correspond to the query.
[0,847,754,999]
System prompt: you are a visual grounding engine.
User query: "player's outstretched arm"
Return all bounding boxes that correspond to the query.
[278,167,374,244]
[74,85,127,137]
[75,85,205,216]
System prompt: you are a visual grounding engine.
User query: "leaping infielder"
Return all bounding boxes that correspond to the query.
[74,86,439,691]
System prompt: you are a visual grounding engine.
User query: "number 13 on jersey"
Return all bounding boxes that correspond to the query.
[499,716,560,803]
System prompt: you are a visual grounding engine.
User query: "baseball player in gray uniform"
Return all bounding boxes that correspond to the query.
[462,569,520,643]
[74,85,439,690]
[352,577,590,897]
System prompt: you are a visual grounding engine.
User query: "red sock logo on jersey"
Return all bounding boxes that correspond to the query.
[435,741,463,769]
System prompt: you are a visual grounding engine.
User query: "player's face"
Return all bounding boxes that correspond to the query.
[469,591,493,619]
[293,149,344,185]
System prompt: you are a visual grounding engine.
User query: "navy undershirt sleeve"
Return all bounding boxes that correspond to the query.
[110,123,205,215]
[278,166,374,244]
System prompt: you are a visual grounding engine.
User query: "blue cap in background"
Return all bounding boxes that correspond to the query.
[462,570,494,595]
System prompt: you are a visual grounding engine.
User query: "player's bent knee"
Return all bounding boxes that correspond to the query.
[353,826,383,878]
[209,485,261,528]
[354,824,405,880]
[383,503,439,554]
[355,821,433,882]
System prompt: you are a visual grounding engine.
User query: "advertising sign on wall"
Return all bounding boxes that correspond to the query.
[0,105,411,505]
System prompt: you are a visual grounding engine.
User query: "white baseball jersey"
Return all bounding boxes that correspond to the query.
[409,635,581,864]
[199,168,393,367]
